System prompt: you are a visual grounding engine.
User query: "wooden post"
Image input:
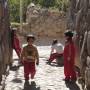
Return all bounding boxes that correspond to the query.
[20,0,23,32]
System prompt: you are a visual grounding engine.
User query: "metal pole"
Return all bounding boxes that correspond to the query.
[20,0,23,32]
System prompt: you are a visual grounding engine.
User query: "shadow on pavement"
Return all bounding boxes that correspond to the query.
[50,63,63,67]
[23,81,40,90]
[65,82,80,90]
[46,62,63,67]
[10,65,20,71]
[12,78,22,83]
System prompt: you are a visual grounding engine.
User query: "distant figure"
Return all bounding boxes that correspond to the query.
[11,28,21,64]
[20,34,39,82]
[47,39,64,64]
[63,30,76,83]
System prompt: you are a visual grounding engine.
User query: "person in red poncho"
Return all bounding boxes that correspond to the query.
[11,28,21,63]
[64,30,76,83]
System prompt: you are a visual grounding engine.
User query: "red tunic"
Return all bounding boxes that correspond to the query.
[13,35,21,58]
[63,40,76,79]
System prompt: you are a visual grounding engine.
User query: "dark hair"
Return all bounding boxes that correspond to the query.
[11,28,17,36]
[52,39,58,45]
[11,28,17,48]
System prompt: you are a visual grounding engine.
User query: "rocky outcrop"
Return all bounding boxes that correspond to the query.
[0,0,11,84]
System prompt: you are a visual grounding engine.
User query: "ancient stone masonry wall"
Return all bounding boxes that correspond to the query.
[22,5,66,38]
[0,0,11,84]
[68,0,90,89]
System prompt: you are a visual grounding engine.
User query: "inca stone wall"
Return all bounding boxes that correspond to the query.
[22,4,66,38]
[0,0,11,83]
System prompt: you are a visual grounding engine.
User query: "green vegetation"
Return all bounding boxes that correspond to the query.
[11,22,20,28]
[9,0,69,22]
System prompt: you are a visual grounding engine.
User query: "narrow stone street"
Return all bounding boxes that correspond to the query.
[4,46,82,90]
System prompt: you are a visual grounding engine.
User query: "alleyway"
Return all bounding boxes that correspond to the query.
[4,46,82,90]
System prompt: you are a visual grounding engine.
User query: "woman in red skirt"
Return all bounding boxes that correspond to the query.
[64,30,76,82]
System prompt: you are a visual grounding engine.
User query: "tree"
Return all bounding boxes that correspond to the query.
[9,0,20,22]
[9,0,32,22]
[56,0,69,11]
[23,0,32,22]
[9,0,69,22]
[41,0,56,8]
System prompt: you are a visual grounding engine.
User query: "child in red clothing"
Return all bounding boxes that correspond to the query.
[21,34,39,82]
[12,28,21,59]
[64,30,76,82]
[10,28,21,67]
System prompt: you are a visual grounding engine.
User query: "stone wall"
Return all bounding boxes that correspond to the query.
[21,5,66,38]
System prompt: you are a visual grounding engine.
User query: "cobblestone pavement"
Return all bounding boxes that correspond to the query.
[4,46,82,90]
